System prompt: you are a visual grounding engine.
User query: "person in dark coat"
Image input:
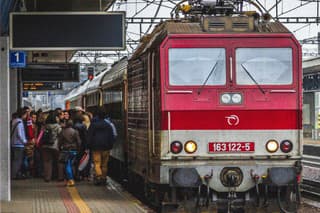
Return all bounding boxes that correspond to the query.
[87,107,114,185]
[42,111,62,182]
[59,120,81,187]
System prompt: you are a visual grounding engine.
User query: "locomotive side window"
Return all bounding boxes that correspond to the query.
[168,48,226,86]
[236,48,293,85]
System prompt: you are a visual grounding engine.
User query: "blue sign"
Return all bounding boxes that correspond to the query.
[10,51,26,68]
[22,91,28,98]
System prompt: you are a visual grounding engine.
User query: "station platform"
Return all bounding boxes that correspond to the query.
[0,178,152,213]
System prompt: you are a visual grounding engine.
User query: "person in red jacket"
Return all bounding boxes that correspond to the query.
[23,106,35,141]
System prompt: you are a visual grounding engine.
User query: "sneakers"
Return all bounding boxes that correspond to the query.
[66,179,75,187]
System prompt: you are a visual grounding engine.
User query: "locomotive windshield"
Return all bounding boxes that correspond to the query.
[169,48,226,85]
[236,48,293,85]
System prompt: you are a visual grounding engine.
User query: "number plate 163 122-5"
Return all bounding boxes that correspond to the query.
[208,142,255,153]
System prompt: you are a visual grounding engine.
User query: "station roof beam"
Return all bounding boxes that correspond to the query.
[23,0,115,12]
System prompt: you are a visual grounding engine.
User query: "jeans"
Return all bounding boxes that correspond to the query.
[11,147,24,178]
[64,151,77,180]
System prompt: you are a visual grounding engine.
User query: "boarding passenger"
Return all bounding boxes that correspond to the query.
[41,111,62,182]
[11,108,28,179]
[34,112,47,177]
[23,111,38,177]
[22,106,35,143]
[83,112,92,129]
[73,114,88,180]
[59,120,81,186]
[82,112,93,180]
[64,110,71,122]
[58,111,66,128]
[87,108,114,185]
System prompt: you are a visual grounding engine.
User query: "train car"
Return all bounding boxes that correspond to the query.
[64,80,90,110]
[85,70,108,112]
[100,57,128,178]
[124,1,302,212]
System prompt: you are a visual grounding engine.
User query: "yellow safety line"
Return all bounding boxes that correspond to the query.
[67,187,92,213]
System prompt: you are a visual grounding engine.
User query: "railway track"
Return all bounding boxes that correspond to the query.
[302,154,320,201]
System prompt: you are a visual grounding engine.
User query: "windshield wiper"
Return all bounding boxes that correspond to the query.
[241,64,265,95]
[198,61,218,95]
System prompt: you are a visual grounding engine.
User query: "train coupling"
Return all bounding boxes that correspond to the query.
[220,167,243,187]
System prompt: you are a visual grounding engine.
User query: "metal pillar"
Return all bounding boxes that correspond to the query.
[10,69,18,113]
[0,37,11,201]
[318,32,320,55]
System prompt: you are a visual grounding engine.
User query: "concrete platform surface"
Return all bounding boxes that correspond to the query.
[0,178,152,213]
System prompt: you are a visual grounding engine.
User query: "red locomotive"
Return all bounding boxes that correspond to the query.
[66,1,302,212]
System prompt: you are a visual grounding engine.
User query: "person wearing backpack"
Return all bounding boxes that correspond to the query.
[41,111,62,182]
[58,120,81,187]
[73,114,89,180]
[11,108,28,179]
[87,107,114,185]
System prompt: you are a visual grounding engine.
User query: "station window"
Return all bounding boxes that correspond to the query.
[168,48,226,86]
[235,48,293,85]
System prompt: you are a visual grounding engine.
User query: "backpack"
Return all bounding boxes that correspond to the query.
[40,127,54,145]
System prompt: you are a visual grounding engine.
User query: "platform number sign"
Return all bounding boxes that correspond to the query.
[22,91,28,98]
[10,51,26,68]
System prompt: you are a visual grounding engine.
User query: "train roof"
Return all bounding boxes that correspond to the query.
[86,69,108,94]
[64,80,90,102]
[101,57,128,88]
[73,80,90,99]
[64,85,80,102]
[131,17,291,60]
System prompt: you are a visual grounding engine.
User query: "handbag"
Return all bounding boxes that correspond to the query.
[78,150,90,171]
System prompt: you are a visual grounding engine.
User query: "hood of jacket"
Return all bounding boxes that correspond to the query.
[12,118,22,126]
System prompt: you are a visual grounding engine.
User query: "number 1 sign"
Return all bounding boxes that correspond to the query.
[10,51,26,68]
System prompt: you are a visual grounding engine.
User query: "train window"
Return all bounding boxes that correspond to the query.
[103,91,122,104]
[236,48,292,85]
[168,48,226,86]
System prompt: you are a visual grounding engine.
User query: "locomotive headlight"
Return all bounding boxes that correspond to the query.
[231,93,242,104]
[221,94,231,104]
[266,140,279,153]
[184,140,197,154]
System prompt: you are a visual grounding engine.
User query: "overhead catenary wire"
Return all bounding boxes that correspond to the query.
[132,0,156,17]
[144,0,163,35]
[293,23,311,33]
[278,1,311,16]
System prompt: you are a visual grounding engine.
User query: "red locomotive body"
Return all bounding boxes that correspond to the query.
[65,2,303,211]
[127,17,302,211]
